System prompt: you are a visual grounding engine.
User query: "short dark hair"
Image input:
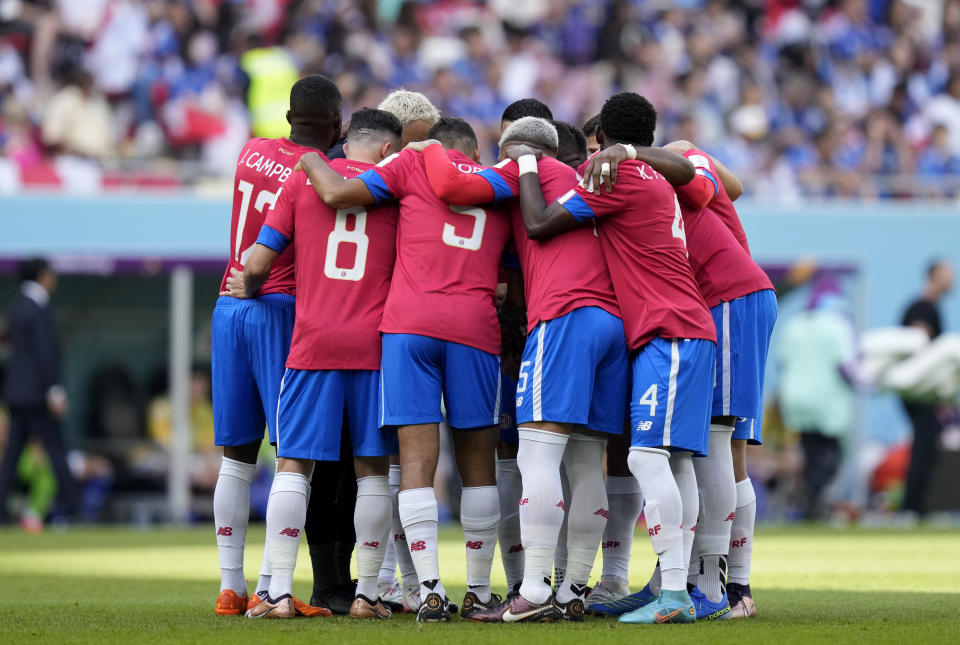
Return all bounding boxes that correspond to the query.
[553,120,587,160]
[599,92,657,147]
[582,114,601,137]
[18,257,50,284]
[347,107,402,142]
[427,116,478,152]
[501,98,553,123]
[289,74,341,122]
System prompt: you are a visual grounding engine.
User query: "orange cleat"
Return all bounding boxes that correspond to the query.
[216,589,250,616]
[247,591,332,617]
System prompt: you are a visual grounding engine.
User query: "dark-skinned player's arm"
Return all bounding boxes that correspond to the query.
[296,151,375,209]
[581,145,694,194]
[711,156,743,201]
[419,141,515,206]
[505,144,580,241]
[238,244,280,297]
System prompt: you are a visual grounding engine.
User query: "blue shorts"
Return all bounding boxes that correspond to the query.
[711,289,777,444]
[276,368,397,461]
[380,333,501,429]
[516,307,628,434]
[211,294,294,447]
[499,372,519,444]
[630,337,715,456]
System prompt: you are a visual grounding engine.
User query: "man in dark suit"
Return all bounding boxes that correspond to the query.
[0,258,78,522]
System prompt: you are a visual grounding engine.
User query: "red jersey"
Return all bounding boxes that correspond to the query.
[677,149,751,253]
[260,158,398,370]
[357,148,512,355]
[559,160,716,351]
[675,149,774,307]
[219,137,317,297]
[419,144,619,333]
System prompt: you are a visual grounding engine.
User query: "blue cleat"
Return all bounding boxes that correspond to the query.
[618,589,696,625]
[588,584,657,617]
[689,585,730,620]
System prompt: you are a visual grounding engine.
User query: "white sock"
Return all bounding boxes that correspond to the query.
[601,475,642,586]
[516,427,568,604]
[670,451,698,585]
[398,487,444,600]
[555,434,607,604]
[387,465,418,588]
[355,476,392,600]
[266,471,310,599]
[461,485,500,603]
[378,465,402,587]
[692,426,736,601]
[627,448,685,592]
[728,478,756,586]
[496,458,524,590]
[256,539,271,595]
[553,465,570,590]
[214,457,256,593]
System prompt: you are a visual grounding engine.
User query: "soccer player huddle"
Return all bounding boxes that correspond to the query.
[211,74,776,625]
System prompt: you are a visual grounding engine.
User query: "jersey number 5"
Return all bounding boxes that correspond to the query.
[442,206,486,251]
[325,207,370,281]
[235,180,280,264]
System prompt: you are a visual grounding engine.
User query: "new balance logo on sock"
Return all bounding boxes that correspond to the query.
[409,540,426,551]
[556,500,567,511]
[601,540,621,549]
[394,533,406,541]
[593,508,609,518]
[362,541,380,548]
[279,527,300,537]
[519,498,529,506]
[648,524,661,537]
[725,512,736,521]
[465,540,483,550]
[731,537,748,548]
[690,524,697,532]
[508,544,524,553]
[217,526,232,536]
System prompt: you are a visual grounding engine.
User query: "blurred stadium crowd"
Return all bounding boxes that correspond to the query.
[1,0,960,198]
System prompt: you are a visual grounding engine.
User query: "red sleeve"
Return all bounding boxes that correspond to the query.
[674,148,719,210]
[263,172,299,239]
[368,148,413,199]
[422,143,498,205]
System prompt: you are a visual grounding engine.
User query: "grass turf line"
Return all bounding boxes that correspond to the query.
[0,525,957,644]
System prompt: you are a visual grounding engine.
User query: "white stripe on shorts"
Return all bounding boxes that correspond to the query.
[379,369,386,427]
[663,340,680,447]
[494,357,502,424]
[722,301,732,416]
[532,322,546,421]
[276,368,290,456]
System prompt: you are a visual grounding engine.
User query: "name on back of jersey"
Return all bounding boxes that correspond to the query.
[238,148,293,183]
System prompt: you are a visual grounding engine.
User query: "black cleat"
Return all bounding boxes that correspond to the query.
[310,583,355,616]
[554,596,585,622]
[461,591,503,620]
[417,592,452,622]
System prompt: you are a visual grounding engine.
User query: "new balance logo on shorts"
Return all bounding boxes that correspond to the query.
[279,527,300,538]
[731,537,748,548]
[409,540,426,551]
[500,414,513,429]
[593,508,609,518]
[363,541,380,548]
[516,396,523,407]
[216,526,232,536]
[508,544,524,553]
[465,540,483,550]
[636,421,653,432]
[649,524,661,537]
[601,540,621,549]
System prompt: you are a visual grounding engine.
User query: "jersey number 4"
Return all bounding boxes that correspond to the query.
[235,180,280,264]
[325,206,370,281]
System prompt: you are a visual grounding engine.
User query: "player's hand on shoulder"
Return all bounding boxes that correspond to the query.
[403,138,441,153]
[583,145,632,194]
[220,267,248,299]
[294,151,322,173]
[501,143,540,163]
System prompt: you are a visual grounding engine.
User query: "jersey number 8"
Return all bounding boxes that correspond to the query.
[325,207,370,281]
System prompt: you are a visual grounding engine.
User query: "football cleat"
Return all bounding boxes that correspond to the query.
[468,593,562,623]
[378,580,404,613]
[310,583,355,615]
[689,585,730,620]
[588,583,656,616]
[506,582,521,601]
[215,589,249,616]
[553,596,585,622]
[460,591,503,620]
[618,589,696,625]
[416,592,451,623]
[401,583,421,613]
[349,594,393,619]
[245,594,296,619]
[586,578,630,606]
[248,591,332,617]
[725,583,757,619]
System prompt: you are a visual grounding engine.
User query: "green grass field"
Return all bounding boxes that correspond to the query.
[1,524,958,644]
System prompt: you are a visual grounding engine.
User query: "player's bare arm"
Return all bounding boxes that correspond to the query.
[238,244,279,298]
[296,151,375,209]
[583,144,694,192]
[710,155,743,200]
[505,144,579,240]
